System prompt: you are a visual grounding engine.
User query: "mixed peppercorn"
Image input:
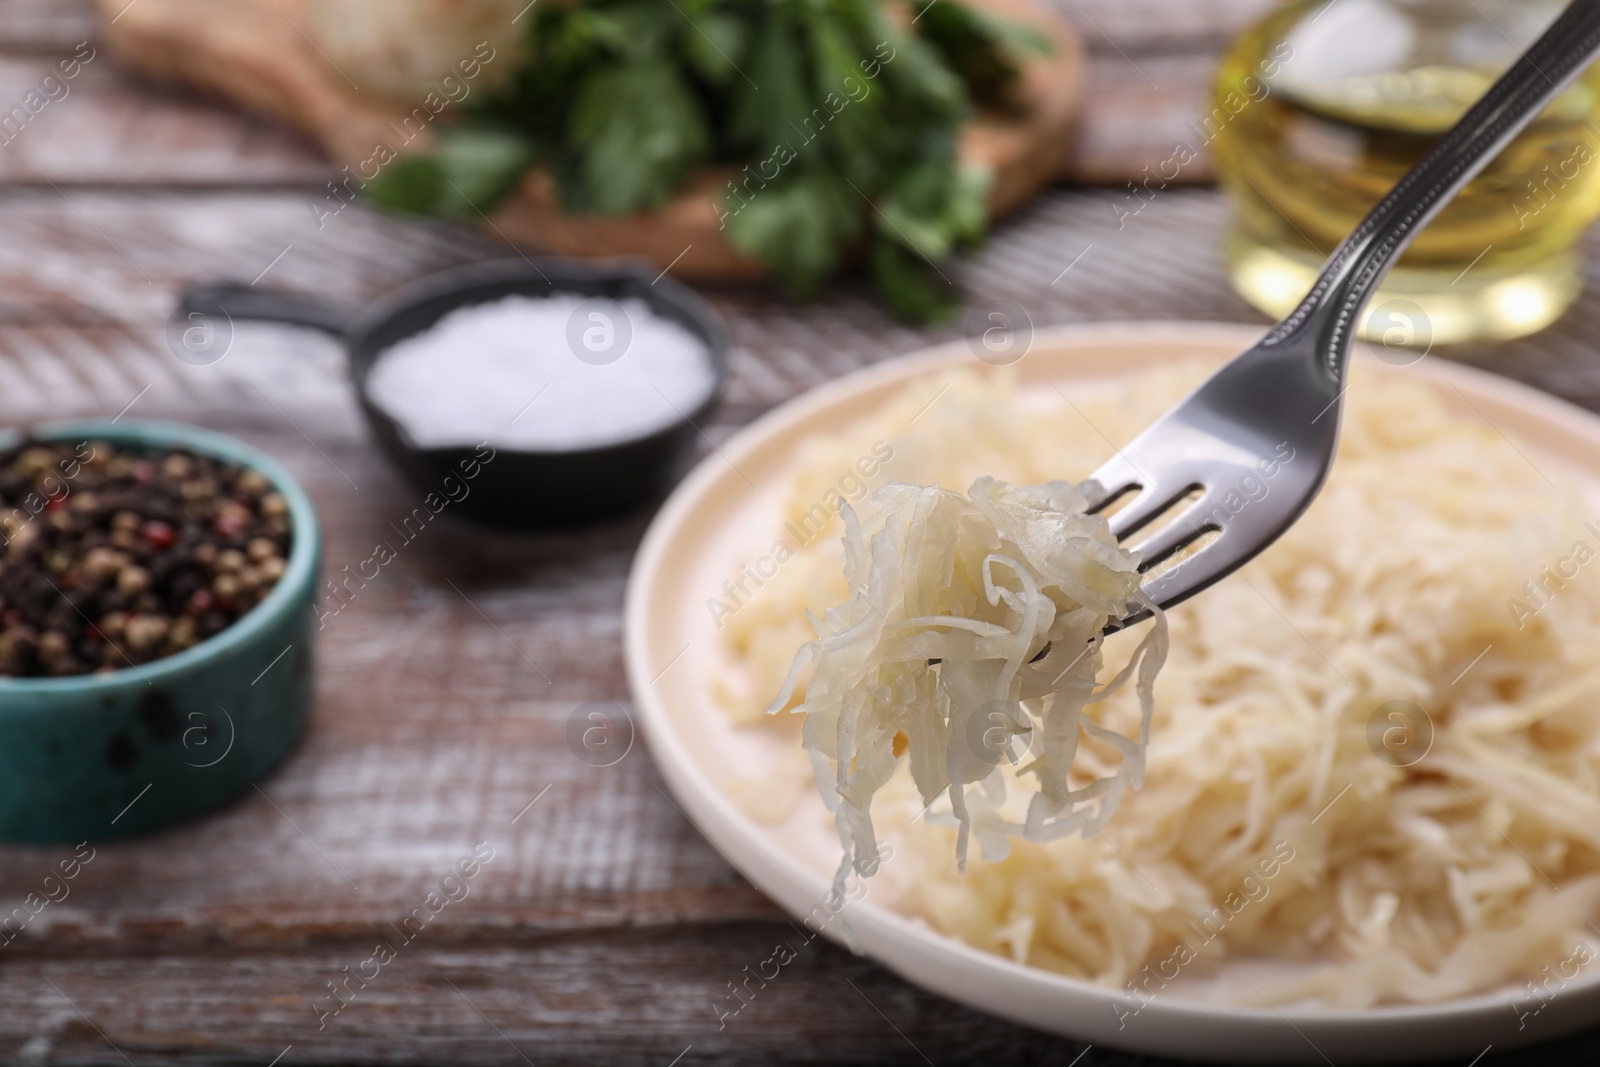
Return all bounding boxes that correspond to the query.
[0,440,293,677]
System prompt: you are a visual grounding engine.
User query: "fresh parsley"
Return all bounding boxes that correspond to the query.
[366,0,1043,324]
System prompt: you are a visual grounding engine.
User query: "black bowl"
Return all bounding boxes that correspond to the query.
[180,258,729,528]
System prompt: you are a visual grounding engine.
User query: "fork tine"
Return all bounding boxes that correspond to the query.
[1107,482,1201,542]
[1139,531,1233,603]
[1081,455,1144,513]
[1129,499,1218,570]
[1118,522,1246,628]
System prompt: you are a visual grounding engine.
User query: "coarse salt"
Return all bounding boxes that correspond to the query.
[366,293,717,451]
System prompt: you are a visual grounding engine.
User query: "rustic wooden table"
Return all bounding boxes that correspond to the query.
[2,1,1600,1064]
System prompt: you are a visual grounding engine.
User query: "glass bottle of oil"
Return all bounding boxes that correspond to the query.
[1211,0,1600,346]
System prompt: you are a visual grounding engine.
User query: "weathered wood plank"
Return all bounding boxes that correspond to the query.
[0,55,332,186]
[0,940,1115,1067]
[0,0,97,55]
[0,932,1594,1065]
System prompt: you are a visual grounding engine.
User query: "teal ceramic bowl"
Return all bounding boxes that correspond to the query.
[0,420,321,843]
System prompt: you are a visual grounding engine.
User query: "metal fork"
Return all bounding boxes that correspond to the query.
[1091,0,1600,632]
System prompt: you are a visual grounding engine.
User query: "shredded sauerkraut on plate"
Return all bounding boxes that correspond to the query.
[764,477,1167,897]
[718,360,1600,1007]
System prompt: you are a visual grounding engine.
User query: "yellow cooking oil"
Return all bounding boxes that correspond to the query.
[1211,0,1600,345]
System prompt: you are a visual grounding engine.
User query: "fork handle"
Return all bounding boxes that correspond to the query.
[1265,0,1600,379]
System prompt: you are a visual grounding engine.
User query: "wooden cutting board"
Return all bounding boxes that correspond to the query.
[96,0,1084,281]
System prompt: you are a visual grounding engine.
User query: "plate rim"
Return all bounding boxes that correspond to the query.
[625,321,1600,1061]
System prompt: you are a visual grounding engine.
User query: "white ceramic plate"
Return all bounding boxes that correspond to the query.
[624,323,1600,1063]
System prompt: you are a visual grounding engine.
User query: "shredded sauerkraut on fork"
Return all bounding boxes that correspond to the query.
[766,476,1167,899]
